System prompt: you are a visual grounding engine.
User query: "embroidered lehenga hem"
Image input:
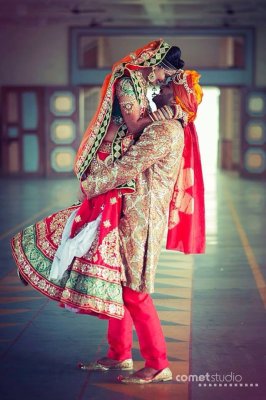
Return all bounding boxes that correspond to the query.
[11,204,125,320]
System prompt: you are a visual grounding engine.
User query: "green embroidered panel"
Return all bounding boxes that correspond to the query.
[66,271,122,302]
[20,224,123,304]
[137,42,171,67]
[117,77,136,98]
[130,72,145,106]
[22,226,52,275]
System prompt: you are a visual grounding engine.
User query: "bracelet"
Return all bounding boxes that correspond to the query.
[171,104,189,126]
[148,105,174,122]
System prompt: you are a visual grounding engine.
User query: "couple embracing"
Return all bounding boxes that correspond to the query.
[11,39,205,384]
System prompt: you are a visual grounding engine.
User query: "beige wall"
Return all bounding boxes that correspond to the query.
[0,27,264,86]
[255,26,266,87]
[0,25,266,87]
[96,36,227,69]
[219,88,241,169]
[0,25,264,172]
[0,25,68,85]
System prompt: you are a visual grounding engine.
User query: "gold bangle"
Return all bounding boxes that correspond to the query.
[160,107,169,119]
[151,111,159,121]
[149,113,156,122]
[163,105,174,119]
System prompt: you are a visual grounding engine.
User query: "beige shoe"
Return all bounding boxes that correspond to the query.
[118,367,172,384]
[78,357,133,371]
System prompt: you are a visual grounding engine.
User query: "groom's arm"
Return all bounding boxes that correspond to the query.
[81,121,184,199]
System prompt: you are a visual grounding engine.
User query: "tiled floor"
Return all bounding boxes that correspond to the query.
[0,172,265,400]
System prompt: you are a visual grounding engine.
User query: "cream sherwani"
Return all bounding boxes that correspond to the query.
[82,120,184,293]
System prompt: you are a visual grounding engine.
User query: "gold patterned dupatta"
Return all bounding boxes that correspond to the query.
[74,39,172,180]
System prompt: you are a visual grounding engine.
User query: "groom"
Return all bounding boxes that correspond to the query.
[79,74,204,384]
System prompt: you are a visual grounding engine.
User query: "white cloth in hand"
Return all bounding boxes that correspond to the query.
[49,209,102,280]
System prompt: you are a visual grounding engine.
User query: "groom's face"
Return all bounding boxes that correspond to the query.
[152,83,174,108]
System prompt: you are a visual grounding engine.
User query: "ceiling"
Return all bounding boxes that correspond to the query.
[0,0,266,28]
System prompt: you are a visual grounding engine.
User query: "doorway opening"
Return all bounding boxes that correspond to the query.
[195,87,220,180]
[196,87,220,237]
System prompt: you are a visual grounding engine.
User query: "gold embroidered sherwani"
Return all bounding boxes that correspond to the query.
[82,120,184,293]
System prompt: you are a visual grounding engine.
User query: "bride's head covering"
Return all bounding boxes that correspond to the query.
[75,39,182,180]
[166,70,205,254]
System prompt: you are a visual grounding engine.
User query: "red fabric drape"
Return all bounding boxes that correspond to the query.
[166,70,205,254]
[166,122,205,253]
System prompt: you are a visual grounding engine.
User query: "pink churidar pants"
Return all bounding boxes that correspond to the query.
[106,286,169,370]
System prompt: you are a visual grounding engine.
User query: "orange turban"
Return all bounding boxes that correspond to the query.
[171,70,203,123]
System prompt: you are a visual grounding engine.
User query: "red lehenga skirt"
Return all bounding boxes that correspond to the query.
[11,147,126,320]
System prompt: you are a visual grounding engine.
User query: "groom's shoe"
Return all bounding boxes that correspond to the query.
[78,357,133,371]
[118,367,173,384]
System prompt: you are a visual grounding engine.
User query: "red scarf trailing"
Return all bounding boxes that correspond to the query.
[166,70,205,254]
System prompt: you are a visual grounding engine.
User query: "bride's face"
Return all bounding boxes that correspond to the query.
[153,66,167,84]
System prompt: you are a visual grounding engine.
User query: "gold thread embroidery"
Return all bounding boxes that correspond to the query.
[120,100,135,114]
[117,78,136,98]
[103,220,111,228]
[98,228,122,267]
[99,141,112,153]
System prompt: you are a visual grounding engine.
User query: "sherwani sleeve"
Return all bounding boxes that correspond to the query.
[81,121,183,199]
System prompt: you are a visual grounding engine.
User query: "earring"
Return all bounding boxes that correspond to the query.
[152,85,157,96]
[148,67,156,83]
